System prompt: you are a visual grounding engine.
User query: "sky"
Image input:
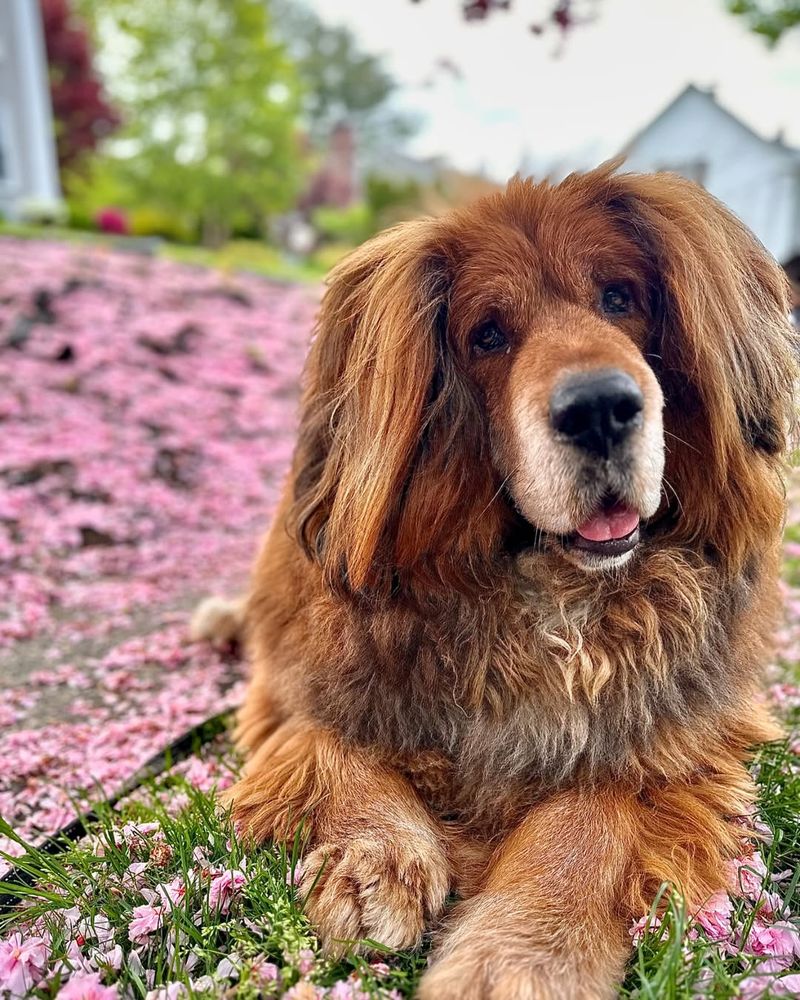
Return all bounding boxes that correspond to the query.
[305,0,800,180]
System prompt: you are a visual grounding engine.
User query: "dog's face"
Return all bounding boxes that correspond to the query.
[293,166,795,594]
[448,202,665,571]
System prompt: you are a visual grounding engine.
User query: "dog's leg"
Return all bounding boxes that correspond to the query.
[225,721,450,955]
[418,787,634,1000]
[418,767,751,1000]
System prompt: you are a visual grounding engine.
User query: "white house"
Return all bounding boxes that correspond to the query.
[621,84,800,304]
[0,0,61,221]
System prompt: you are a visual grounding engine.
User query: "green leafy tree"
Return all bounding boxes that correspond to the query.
[727,1,800,44]
[272,0,416,150]
[76,0,304,244]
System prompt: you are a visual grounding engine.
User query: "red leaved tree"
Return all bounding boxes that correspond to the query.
[39,0,120,172]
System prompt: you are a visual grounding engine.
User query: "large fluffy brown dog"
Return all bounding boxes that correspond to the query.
[216,165,798,997]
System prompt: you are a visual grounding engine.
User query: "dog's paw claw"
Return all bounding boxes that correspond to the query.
[299,836,448,954]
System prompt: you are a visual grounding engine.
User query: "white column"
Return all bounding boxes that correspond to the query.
[6,0,62,216]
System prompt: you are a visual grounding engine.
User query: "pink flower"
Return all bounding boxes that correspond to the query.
[144,984,187,1000]
[215,955,240,980]
[56,972,119,999]
[122,861,149,890]
[0,933,49,997]
[181,757,219,792]
[296,948,316,975]
[190,977,216,993]
[98,944,124,972]
[286,860,305,887]
[53,940,93,977]
[775,975,800,995]
[740,972,800,998]
[157,876,187,908]
[328,983,358,1000]
[726,851,769,900]
[629,913,662,945]
[693,890,733,942]
[757,889,785,918]
[128,903,166,944]
[123,821,161,846]
[250,957,280,985]
[745,917,800,972]
[95,208,128,236]
[208,868,245,913]
[191,846,209,866]
[282,984,325,999]
[327,980,370,1000]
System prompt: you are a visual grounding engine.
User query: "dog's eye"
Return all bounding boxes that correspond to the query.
[601,284,633,316]
[472,322,508,354]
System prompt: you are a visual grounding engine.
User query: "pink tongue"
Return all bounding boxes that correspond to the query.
[576,503,640,543]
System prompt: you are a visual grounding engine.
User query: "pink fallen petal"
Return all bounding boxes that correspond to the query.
[693,889,733,942]
[128,903,166,945]
[0,933,49,998]
[56,972,119,999]
[745,917,800,972]
[208,868,246,913]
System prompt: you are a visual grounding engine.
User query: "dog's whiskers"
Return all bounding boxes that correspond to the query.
[479,469,519,517]
[664,429,701,455]
[661,476,684,515]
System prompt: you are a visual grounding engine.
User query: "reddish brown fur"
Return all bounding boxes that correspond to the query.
[222,164,796,997]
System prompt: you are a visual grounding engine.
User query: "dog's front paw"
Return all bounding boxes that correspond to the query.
[417,945,616,1000]
[299,834,449,955]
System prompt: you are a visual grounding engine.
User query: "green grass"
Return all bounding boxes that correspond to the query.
[158,241,327,285]
[0,750,423,998]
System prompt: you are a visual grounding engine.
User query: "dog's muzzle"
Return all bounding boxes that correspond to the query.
[549,368,646,568]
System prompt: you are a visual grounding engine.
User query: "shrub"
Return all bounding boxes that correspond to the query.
[128,207,195,244]
[95,207,129,235]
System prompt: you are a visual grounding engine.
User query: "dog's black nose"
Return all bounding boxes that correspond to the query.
[550,369,643,458]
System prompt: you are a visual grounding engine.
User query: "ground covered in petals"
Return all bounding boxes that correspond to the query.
[0,236,315,868]
[1,236,800,997]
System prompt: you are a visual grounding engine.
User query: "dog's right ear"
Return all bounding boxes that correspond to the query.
[289,219,450,594]
[599,169,798,574]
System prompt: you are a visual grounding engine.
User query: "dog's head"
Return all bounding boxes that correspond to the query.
[292,165,796,595]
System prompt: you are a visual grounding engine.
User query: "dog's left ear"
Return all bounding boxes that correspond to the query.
[290,220,445,593]
[605,170,797,458]
[290,219,498,596]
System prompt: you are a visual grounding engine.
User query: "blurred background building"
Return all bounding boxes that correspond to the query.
[623,83,800,298]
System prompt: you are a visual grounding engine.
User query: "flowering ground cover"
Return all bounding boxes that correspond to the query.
[1,236,800,997]
[0,236,315,866]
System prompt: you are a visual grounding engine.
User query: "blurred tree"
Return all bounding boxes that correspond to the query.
[271,0,417,149]
[75,0,304,245]
[727,1,800,44]
[39,0,120,171]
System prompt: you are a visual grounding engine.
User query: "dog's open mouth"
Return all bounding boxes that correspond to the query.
[559,498,641,565]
